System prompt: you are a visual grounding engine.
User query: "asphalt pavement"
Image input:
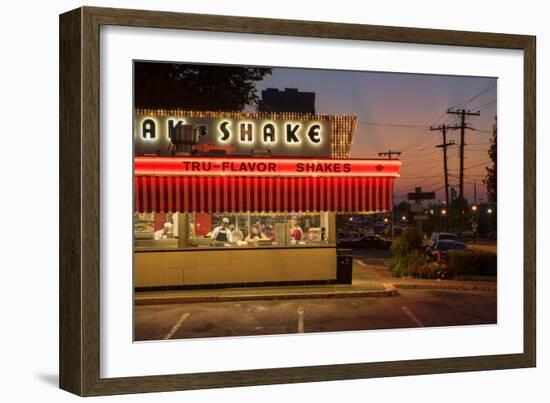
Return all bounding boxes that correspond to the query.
[134,255,497,341]
[134,288,497,341]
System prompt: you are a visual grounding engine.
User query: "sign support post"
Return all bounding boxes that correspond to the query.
[407,187,436,236]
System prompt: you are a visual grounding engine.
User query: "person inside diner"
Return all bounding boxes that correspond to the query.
[289,219,304,241]
[263,219,275,240]
[211,217,233,244]
[245,224,266,242]
[229,224,244,243]
[154,222,173,240]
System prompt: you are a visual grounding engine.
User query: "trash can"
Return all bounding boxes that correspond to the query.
[336,248,353,284]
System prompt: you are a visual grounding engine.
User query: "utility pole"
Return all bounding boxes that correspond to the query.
[378,150,401,239]
[378,150,402,160]
[474,180,477,203]
[447,108,480,239]
[430,124,458,232]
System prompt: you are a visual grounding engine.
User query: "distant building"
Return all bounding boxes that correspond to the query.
[260,88,316,114]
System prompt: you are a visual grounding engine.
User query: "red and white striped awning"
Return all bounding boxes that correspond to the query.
[134,157,400,213]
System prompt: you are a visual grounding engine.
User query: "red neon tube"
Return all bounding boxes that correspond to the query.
[134,156,401,178]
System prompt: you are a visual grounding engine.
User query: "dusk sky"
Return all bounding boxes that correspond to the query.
[257,68,497,203]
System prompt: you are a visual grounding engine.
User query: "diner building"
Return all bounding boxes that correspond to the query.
[134,109,400,290]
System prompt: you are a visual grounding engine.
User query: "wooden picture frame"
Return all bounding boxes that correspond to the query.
[59,6,536,396]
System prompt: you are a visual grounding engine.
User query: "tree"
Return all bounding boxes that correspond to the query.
[484,116,497,203]
[134,62,272,111]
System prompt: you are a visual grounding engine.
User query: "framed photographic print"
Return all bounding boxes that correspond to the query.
[59,6,536,396]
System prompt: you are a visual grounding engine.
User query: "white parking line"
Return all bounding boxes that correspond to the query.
[401,306,424,327]
[356,260,368,267]
[164,312,191,340]
[297,307,305,333]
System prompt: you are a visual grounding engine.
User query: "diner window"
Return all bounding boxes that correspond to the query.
[133,212,179,248]
[187,212,331,248]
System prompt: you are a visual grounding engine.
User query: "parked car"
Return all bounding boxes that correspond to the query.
[336,232,363,244]
[337,234,392,249]
[461,230,476,241]
[485,231,497,240]
[428,232,458,247]
[426,239,467,263]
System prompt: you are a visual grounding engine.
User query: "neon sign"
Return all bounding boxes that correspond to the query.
[216,120,322,145]
[139,117,324,146]
[134,156,401,178]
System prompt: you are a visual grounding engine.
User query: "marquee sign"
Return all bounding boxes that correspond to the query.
[134,156,402,178]
[135,114,332,157]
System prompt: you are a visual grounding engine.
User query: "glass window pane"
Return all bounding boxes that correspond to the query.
[134,212,178,248]
[185,212,332,248]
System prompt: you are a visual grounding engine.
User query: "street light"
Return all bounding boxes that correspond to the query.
[401,215,407,221]
[384,217,389,223]
[441,209,447,215]
[471,205,478,212]
[487,208,493,214]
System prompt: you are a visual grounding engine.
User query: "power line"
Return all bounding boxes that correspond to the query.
[400,131,433,153]
[470,128,492,134]
[401,154,453,164]
[469,99,496,112]
[395,177,443,193]
[401,148,459,164]
[430,123,459,231]
[448,161,491,171]
[447,82,497,110]
[465,149,490,154]
[447,108,480,238]
[399,110,451,152]
[401,136,444,154]
[358,121,430,128]
[400,159,444,170]
[464,161,492,170]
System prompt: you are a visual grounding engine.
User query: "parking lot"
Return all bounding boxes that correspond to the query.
[135,287,497,341]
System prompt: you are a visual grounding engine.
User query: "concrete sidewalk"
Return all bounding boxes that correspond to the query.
[134,258,496,305]
[355,257,497,291]
[392,278,497,291]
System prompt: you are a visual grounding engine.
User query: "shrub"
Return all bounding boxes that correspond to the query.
[388,259,403,277]
[389,227,426,278]
[390,225,423,259]
[446,249,497,276]
[410,261,453,279]
[405,250,426,276]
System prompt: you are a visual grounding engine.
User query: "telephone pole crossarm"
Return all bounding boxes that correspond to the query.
[378,150,402,160]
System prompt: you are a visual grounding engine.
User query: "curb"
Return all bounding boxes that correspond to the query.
[135,284,399,305]
[393,283,497,291]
